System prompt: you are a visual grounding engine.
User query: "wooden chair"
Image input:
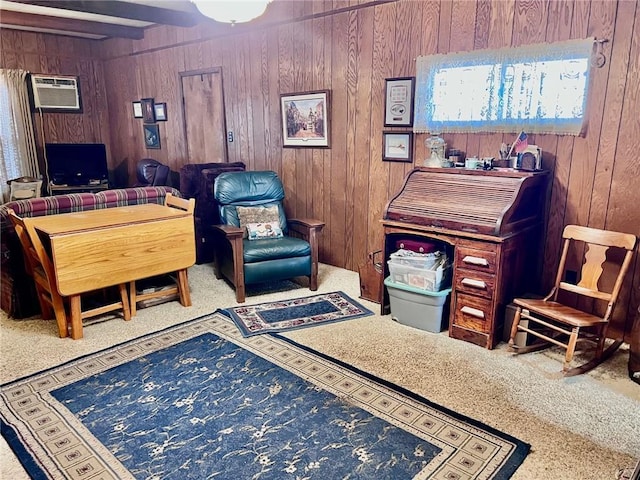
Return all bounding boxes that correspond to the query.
[129,193,195,315]
[508,225,637,376]
[8,209,131,338]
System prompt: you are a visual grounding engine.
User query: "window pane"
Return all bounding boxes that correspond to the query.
[414,38,594,135]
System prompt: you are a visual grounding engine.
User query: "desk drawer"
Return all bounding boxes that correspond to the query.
[453,293,493,333]
[455,246,497,274]
[454,269,495,299]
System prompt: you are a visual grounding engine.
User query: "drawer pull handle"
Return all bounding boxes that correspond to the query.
[462,255,489,266]
[461,278,487,289]
[461,306,485,319]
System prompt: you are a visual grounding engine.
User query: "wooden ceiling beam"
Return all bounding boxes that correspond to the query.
[8,0,199,27]
[0,10,145,39]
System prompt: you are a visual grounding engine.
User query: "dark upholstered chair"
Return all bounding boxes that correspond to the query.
[212,170,324,303]
[134,158,171,187]
[179,162,246,264]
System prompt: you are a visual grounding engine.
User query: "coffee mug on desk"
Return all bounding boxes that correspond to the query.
[465,157,481,169]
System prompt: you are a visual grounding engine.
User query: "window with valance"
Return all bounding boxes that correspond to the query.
[413,38,595,136]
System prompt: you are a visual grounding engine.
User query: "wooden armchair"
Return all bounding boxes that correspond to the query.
[508,225,637,376]
[212,171,324,303]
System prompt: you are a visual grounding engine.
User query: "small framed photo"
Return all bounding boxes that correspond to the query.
[141,97,155,123]
[280,90,330,148]
[143,124,161,149]
[382,131,413,162]
[132,101,143,118]
[384,77,415,127]
[154,102,167,121]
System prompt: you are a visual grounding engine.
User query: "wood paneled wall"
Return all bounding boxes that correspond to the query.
[1,0,638,339]
[0,31,109,170]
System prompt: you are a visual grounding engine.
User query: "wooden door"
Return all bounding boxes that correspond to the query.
[180,68,227,163]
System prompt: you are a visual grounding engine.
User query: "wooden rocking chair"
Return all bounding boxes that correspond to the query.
[508,225,637,376]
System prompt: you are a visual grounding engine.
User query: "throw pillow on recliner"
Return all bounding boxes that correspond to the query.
[245,221,284,240]
[237,205,280,238]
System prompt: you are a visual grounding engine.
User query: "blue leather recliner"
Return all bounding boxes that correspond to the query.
[212,170,325,303]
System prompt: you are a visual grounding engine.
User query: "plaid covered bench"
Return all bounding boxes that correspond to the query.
[0,186,180,319]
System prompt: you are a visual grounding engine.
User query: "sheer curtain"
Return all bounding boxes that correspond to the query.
[0,69,40,202]
[413,38,595,135]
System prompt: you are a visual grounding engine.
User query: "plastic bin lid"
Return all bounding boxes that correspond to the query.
[384,276,452,297]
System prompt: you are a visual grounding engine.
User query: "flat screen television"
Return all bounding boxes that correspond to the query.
[45,143,109,186]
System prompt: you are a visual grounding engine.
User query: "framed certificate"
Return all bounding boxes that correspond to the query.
[384,77,415,127]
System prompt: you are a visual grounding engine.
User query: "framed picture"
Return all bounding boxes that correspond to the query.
[132,101,143,118]
[143,124,161,149]
[382,131,413,162]
[384,77,415,127]
[141,98,155,123]
[154,102,167,121]
[280,90,330,148]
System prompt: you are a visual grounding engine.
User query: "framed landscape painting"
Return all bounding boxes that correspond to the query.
[382,131,413,162]
[280,90,330,148]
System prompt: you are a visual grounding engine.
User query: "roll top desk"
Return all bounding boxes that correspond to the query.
[382,167,549,349]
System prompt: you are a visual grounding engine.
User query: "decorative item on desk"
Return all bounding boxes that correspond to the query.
[424,133,446,167]
[465,157,481,169]
[499,143,509,161]
[481,157,494,170]
[515,145,542,171]
[493,144,512,168]
[507,131,528,158]
[448,149,464,167]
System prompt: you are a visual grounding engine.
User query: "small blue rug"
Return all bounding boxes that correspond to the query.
[0,313,529,479]
[220,291,374,337]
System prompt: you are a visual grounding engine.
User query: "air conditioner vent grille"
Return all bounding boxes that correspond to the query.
[30,75,81,111]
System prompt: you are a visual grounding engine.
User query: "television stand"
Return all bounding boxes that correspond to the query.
[49,181,109,195]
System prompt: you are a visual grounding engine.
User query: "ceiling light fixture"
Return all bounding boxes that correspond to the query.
[191,0,273,25]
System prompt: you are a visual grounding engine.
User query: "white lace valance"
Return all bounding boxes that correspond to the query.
[413,38,595,136]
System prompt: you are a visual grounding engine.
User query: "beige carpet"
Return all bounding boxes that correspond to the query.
[1,263,638,479]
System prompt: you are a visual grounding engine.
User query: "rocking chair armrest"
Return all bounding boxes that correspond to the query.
[211,224,245,240]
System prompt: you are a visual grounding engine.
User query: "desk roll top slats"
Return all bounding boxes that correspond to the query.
[382,168,549,349]
[385,169,546,236]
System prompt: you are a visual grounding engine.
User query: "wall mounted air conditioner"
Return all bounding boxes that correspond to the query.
[29,74,82,112]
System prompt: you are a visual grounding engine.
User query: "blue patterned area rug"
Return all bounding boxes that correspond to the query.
[1,313,529,480]
[220,291,374,337]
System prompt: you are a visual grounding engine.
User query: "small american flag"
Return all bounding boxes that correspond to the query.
[513,131,528,154]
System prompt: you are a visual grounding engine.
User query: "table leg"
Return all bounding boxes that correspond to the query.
[69,295,83,339]
[129,281,137,317]
[177,270,192,307]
